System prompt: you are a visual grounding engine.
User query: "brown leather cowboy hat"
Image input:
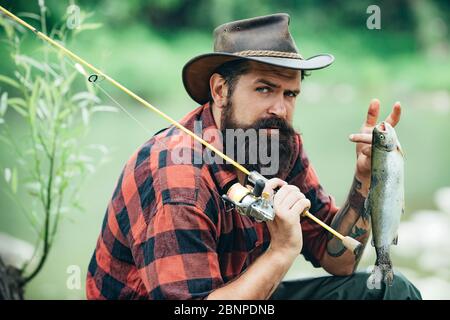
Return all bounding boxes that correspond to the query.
[182,13,334,105]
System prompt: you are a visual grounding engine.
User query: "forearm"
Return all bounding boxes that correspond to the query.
[206,247,296,300]
[320,174,371,275]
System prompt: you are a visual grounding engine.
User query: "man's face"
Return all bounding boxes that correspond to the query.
[219,61,301,179]
[222,62,301,127]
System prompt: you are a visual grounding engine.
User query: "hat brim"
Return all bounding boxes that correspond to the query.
[182,52,334,105]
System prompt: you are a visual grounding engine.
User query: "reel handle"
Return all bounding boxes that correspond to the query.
[252,179,266,197]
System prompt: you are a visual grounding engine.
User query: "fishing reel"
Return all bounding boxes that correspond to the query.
[222,171,275,222]
[222,171,363,255]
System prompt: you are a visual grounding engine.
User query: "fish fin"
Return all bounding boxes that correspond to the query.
[374,248,394,286]
[384,267,395,286]
[397,141,406,159]
[392,235,398,245]
[370,264,394,287]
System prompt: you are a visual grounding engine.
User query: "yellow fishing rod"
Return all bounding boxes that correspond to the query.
[0,5,362,255]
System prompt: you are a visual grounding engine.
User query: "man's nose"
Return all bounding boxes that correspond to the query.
[267,98,287,118]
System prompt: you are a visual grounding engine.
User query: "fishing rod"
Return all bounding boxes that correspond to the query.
[0,5,362,255]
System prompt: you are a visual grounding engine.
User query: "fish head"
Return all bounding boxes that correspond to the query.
[372,122,398,152]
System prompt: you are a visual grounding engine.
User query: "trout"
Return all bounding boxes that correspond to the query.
[366,121,404,286]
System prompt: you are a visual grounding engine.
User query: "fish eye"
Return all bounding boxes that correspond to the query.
[379,134,385,140]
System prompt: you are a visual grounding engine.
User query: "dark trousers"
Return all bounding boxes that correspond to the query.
[270,271,422,300]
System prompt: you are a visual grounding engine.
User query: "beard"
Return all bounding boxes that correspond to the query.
[219,99,297,180]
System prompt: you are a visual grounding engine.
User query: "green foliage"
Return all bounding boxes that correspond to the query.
[2,0,449,40]
[0,2,113,284]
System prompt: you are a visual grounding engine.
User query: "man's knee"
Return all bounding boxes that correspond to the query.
[353,271,422,300]
[383,272,422,300]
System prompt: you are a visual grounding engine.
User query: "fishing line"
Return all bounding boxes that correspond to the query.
[65,59,231,205]
[93,82,154,135]
[93,81,233,205]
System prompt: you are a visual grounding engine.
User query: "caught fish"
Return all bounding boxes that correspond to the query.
[366,121,404,286]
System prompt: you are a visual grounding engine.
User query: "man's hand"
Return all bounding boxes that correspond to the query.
[320,99,402,275]
[349,99,402,184]
[263,178,311,258]
[207,179,310,300]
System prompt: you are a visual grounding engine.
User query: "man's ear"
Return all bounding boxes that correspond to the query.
[209,73,228,109]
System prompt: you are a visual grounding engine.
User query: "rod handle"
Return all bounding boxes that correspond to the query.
[342,236,363,256]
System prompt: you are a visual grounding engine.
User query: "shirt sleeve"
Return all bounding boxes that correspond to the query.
[132,201,224,299]
[287,136,339,267]
[122,140,225,299]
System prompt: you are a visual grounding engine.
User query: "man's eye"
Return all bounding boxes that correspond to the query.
[256,87,271,93]
[285,92,298,98]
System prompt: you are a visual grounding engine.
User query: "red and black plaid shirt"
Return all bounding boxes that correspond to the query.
[86,103,339,300]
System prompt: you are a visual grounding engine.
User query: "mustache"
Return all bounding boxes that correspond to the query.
[252,116,295,135]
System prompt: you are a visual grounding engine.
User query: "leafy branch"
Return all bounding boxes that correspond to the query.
[0,1,116,288]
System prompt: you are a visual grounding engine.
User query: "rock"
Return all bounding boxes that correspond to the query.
[0,233,34,270]
[435,187,450,214]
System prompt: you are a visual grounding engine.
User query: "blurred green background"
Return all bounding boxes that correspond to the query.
[0,0,449,299]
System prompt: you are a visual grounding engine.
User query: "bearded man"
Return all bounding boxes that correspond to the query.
[86,13,421,300]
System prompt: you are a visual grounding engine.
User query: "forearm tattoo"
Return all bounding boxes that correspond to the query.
[348,178,368,220]
[326,177,370,258]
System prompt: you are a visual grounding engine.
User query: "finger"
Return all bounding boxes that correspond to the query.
[349,133,372,144]
[274,185,303,208]
[274,185,302,206]
[273,185,295,206]
[263,178,287,196]
[281,191,305,211]
[385,102,401,127]
[361,145,372,157]
[290,198,311,216]
[364,99,380,127]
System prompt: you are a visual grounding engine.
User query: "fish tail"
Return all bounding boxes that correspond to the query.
[375,246,394,286]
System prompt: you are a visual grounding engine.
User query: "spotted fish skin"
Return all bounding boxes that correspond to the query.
[366,121,404,286]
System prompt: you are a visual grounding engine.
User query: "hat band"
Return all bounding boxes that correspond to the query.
[233,50,304,59]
